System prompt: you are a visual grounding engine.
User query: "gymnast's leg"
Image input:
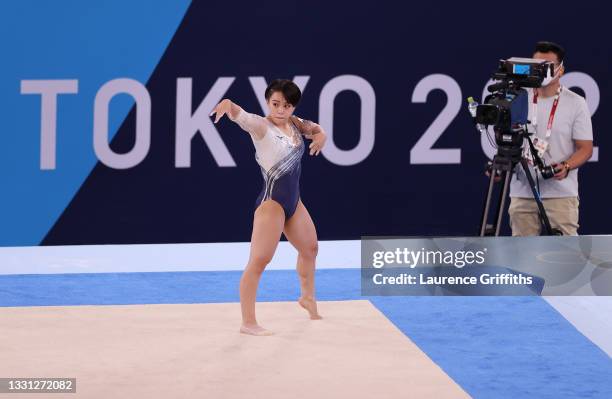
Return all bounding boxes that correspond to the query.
[283,200,322,320]
[239,200,285,336]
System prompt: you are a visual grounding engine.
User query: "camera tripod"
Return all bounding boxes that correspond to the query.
[479,133,562,236]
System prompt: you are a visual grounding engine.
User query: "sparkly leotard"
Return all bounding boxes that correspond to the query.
[231,110,305,218]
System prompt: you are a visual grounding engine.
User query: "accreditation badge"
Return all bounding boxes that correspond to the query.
[533,137,550,158]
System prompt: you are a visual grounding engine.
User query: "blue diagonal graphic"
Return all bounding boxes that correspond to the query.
[0,1,191,246]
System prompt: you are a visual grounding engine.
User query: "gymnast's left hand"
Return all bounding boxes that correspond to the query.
[307,132,326,156]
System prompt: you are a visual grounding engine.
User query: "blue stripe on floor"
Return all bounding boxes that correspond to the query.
[0,269,357,306]
[1,269,611,399]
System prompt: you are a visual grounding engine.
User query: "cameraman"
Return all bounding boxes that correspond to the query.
[509,41,593,236]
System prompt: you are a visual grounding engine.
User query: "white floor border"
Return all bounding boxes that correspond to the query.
[544,296,612,357]
[0,240,360,274]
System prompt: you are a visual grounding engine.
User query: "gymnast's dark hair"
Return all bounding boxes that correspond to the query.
[265,79,302,106]
[534,41,566,63]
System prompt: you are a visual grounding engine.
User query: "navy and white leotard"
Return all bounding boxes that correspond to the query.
[230,109,305,219]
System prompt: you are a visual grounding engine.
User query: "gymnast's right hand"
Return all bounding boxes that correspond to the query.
[210,99,232,123]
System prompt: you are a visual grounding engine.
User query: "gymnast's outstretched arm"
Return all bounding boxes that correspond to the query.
[210,99,268,140]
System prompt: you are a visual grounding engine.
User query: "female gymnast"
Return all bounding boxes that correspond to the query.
[210,79,327,336]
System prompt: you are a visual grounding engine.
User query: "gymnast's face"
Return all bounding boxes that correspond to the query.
[267,91,295,122]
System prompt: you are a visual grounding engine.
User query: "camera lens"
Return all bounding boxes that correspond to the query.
[541,165,556,179]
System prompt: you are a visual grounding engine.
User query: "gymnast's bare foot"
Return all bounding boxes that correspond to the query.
[240,323,274,336]
[299,296,323,320]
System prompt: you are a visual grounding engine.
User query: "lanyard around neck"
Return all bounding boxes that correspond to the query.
[532,86,562,138]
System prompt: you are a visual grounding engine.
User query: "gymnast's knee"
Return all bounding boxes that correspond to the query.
[299,242,318,261]
[247,254,274,274]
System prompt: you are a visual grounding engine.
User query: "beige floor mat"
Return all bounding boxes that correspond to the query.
[0,300,469,398]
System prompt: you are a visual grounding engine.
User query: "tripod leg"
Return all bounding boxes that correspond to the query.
[493,169,512,236]
[519,158,555,235]
[480,166,498,236]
